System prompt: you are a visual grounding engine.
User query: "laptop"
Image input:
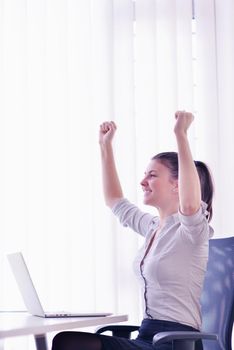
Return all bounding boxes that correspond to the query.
[7,252,112,318]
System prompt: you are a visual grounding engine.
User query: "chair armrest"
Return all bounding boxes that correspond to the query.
[95,325,139,339]
[153,331,218,346]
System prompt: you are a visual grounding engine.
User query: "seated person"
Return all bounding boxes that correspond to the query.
[52,111,214,350]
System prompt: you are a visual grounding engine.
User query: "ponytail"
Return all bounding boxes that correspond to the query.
[194,161,214,222]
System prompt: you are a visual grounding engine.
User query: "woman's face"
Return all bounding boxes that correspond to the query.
[140,159,178,208]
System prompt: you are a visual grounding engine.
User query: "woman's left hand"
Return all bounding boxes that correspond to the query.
[174,110,194,135]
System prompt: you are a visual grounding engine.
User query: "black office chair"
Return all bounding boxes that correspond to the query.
[96,237,234,350]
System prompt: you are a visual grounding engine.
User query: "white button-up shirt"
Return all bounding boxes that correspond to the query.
[112,198,214,330]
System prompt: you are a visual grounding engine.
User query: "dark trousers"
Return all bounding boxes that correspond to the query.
[52,318,203,350]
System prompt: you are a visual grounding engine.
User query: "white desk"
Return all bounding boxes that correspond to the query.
[0,313,128,350]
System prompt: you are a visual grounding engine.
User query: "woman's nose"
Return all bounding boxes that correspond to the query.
[140,176,147,187]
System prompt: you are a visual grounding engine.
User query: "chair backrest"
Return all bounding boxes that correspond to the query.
[201,237,234,350]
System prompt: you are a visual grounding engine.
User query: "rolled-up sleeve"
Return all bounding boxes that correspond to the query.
[112,198,158,237]
[178,201,214,244]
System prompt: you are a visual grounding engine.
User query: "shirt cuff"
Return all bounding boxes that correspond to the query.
[178,201,209,226]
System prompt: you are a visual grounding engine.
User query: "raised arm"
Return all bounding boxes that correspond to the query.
[174,111,201,216]
[99,121,123,208]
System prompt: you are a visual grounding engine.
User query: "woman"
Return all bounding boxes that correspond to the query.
[52,111,214,350]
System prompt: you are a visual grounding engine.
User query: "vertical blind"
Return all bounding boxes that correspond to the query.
[0,0,233,348]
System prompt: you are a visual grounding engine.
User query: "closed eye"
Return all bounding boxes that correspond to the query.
[145,173,158,179]
[143,170,159,178]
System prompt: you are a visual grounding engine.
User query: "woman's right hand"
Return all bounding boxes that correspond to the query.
[99,121,117,145]
[99,121,123,207]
